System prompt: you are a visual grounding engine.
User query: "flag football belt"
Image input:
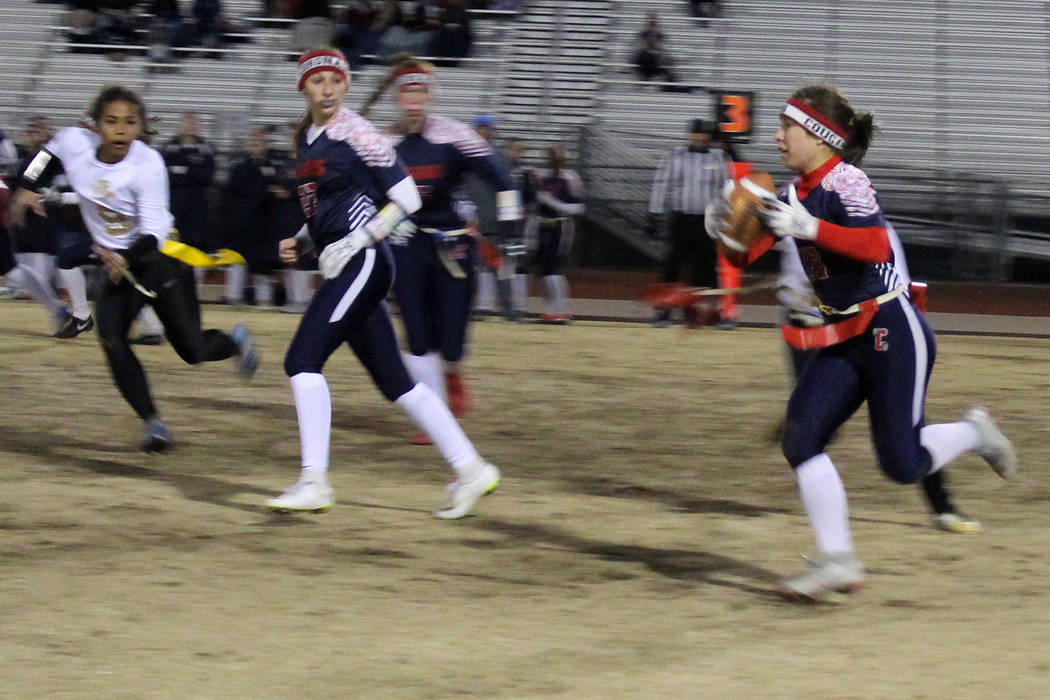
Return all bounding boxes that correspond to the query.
[780,286,906,350]
[539,217,566,226]
[161,239,246,267]
[422,227,470,279]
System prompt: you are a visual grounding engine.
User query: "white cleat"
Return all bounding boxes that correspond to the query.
[266,473,334,513]
[780,553,865,602]
[932,511,982,533]
[434,461,500,520]
[963,407,1018,479]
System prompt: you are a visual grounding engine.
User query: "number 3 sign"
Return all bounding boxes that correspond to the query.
[714,91,754,142]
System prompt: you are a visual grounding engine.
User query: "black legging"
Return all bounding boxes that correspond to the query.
[94,251,238,420]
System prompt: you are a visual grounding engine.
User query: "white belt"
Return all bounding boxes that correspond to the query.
[819,286,906,317]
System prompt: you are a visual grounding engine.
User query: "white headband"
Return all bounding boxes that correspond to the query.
[781,100,847,150]
[297,52,349,90]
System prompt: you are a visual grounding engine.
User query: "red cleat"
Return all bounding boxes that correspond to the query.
[445,372,469,418]
[410,430,433,445]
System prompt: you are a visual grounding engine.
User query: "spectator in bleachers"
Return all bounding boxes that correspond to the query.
[689,0,721,24]
[65,0,99,50]
[192,0,225,56]
[286,0,336,54]
[163,112,217,262]
[146,0,186,65]
[334,0,394,68]
[632,11,676,85]
[376,0,439,60]
[428,0,472,65]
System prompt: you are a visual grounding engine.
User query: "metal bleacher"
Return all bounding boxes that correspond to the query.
[585,0,1050,271]
[2,0,1049,275]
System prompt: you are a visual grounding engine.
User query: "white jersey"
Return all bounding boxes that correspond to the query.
[44,127,173,251]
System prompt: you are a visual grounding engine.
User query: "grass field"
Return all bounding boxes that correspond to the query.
[2,300,1049,698]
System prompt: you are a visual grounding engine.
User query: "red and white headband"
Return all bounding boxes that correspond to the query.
[781,98,847,150]
[298,50,349,90]
[393,67,435,89]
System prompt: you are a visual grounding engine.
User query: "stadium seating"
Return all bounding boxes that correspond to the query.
[1,0,1048,271]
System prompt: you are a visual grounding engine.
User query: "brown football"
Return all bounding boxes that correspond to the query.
[719,171,776,263]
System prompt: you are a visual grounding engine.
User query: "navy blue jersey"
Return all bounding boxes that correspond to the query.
[296,108,413,251]
[388,115,515,234]
[787,159,905,312]
[536,170,583,219]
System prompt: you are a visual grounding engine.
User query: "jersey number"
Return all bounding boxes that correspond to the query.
[297,182,318,218]
[798,244,829,281]
[98,205,130,237]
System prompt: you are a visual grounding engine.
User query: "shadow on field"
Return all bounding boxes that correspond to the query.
[1,424,275,515]
[166,395,409,438]
[476,518,783,598]
[568,476,792,517]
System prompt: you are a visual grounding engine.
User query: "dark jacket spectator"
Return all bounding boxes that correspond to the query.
[163,112,217,250]
[429,0,472,64]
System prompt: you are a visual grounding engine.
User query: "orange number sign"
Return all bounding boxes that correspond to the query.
[715,92,754,140]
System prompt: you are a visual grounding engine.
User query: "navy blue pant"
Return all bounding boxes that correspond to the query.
[390,233,475,362]
[782,297,937,483]
[536,220,564,277]
[284,244,414,402]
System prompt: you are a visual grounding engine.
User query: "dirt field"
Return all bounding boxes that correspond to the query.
[2,300,1049,699]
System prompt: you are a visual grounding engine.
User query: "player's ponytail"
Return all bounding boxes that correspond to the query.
[843,112,876,167]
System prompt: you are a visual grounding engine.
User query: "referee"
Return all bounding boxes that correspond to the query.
[648,119,727,324]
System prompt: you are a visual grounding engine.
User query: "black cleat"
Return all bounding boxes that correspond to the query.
[140,417,173,453]
[54,314,94,339]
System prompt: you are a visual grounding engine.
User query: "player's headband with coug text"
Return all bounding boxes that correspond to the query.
[781,98,847,150]
[297,50,349,90]
[393,68,435,89]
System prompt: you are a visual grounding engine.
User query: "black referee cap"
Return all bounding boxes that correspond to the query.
[690,118,715,134]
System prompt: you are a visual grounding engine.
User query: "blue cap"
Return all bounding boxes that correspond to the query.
[474,115,495,127]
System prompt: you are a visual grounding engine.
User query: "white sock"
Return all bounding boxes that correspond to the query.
[543,275,558,315]
[921,421,981,473]
[401,351,447,404]
[137,306,164,335]
[290,372,331,475]
[511,274,528,314]
[22,252,55,288]
[795,453,853,556]
[395,383,480,471]
[283,268,312,305]
[554,274,570,315]
[57,266,90,319]
[475,270,497,311]
[6,264,64,317]
[224,264,246,302]
[253,273,273,306]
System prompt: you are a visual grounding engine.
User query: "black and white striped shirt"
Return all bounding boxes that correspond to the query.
[649,146,727,215]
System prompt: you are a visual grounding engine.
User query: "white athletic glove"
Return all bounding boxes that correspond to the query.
[760,185,818,240]
[703,198,730,241]
[387,217,417,246]
[318,228,372,279]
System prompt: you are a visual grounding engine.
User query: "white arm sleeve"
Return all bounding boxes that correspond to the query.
[132,154,173,246]
[387,175,421,215]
